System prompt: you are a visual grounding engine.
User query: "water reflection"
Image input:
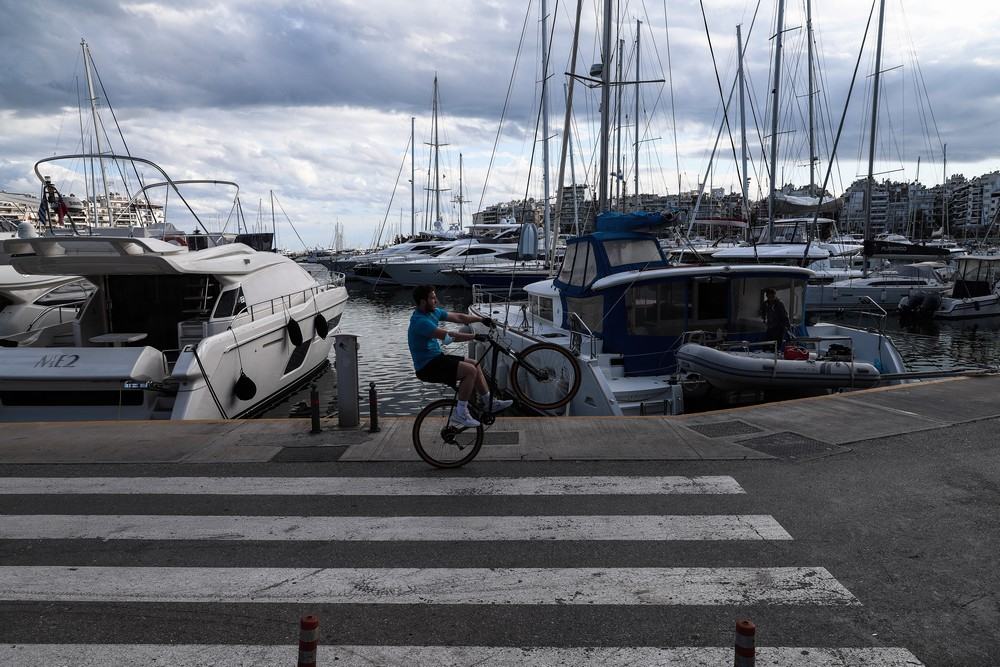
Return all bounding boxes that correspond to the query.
[267,283,475,419]
[826,312,1000,374]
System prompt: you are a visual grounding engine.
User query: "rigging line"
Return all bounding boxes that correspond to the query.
[899,12,944,162]
[698,2,742,200]
[372,131,413,249]
[271,194,309,251]
[802,0,877,261]
[91,59,157,220]
[658,0,681,197]
[477,1,534,214]
[519,0,561,212]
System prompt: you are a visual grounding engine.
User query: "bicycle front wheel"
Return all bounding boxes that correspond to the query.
[412,398,484,468]
[510,343,581,411]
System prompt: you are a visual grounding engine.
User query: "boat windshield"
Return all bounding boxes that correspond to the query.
[603,238,663,267]
[558,243,598,287]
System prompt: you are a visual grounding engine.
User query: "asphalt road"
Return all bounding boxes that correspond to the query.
[0,417,996,665]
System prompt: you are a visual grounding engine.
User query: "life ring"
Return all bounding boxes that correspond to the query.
[163,234,188,247]
[314,314,329,339]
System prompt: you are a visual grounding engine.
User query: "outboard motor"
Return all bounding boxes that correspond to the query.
[898,291,925,318]
[918,291,942,317]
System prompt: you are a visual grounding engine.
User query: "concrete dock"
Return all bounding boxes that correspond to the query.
[2,374,996,464]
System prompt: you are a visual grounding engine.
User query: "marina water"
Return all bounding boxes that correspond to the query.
[264,281,478,419]
[265,273,1000,420]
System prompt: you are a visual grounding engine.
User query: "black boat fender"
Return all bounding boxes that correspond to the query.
[286,318,304,346]
[314,313,329,339]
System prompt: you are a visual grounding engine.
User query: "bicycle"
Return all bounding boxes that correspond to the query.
[412,322,582,468]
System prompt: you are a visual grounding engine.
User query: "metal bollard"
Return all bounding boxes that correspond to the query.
[368,381,380,432]
[309,384,322,434]
[734,619,756,667]
[297,614,319,667]
[334,334,360,427]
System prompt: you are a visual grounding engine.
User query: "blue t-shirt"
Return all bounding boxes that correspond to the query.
[408,307,449,371]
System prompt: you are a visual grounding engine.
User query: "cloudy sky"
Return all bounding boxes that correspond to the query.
[1,0,997,250]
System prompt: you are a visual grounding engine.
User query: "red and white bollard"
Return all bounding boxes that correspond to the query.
[298,614,319,667]
[734,619,756,667]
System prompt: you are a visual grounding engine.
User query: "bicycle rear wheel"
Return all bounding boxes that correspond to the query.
[412,398,484,468]
[510,343,581,411]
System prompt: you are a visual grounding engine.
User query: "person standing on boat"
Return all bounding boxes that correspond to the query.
[761,287,791,352]
[408,285,513,427]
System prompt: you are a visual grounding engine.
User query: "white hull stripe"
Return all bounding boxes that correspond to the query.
[0,475,744,496]
[0,645,924,666]
[0,514,792,541]
[0,566,859,605]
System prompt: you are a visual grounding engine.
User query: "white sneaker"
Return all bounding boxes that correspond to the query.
[486,398,514,413]
[449,412,481,428]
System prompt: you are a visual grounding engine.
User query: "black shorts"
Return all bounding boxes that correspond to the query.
[415,354,463,387]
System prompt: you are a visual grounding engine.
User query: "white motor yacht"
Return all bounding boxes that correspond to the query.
[806,262,951,314]
[0,234,348,421]
[0,155,349,421]
[899,255,1000,320]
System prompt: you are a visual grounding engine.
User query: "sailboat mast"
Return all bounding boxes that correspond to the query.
[81,39,112,225]
[598,0,613,212]
[634,20,642,211]
[541,0,552,260]
[411,116,416,236]
[767,0,786,241]
[942,143,949,237]
[738,24,750,220]
[457,153,464,228]
[615,38,624,209]
[554,0,584,238]
[270,190,276,241]
[807,0,816,195]
[432,75,441,229]
[863,0,886,245]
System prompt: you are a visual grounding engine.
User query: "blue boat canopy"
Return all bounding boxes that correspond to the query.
[595,209,681,233]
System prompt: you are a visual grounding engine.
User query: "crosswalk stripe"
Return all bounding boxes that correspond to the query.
[0,514,793,541]
[0,475,744,496]
[0,566,859,605]
[0,645,926,666]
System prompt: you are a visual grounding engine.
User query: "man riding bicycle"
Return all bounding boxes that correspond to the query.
[407,284,513,427]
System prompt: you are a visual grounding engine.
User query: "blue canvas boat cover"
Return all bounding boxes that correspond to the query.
[594,209,680,233]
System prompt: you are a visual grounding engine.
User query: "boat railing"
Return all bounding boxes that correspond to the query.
[684,328,861,361]
[236,286,325,326]
[567,312,596,358]
[26,299,88,331]
[845,296,891,336]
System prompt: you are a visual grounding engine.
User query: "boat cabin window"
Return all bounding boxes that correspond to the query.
[529,293,554,322]
[953,258,1000,299]
[626,282,687,336]
[603,238,663,267]
[690,277,730,327]
[214,287,247,319]
[753,219,836,244]
[564,295,603,334]
[729,277,803,333]
[558,242,598,287]
[459,247,498,256]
